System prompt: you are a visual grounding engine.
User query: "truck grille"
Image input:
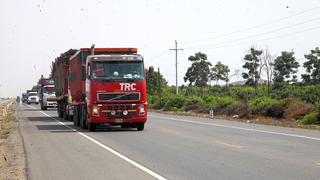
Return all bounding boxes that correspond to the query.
[31,97,36,100]
[47,97,57,101]
[98,93,140,101]
[101,104,137,118]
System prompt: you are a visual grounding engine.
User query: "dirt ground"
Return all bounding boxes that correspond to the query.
[0,102,26,180]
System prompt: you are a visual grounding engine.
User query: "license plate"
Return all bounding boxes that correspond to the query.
[115,118,123,123]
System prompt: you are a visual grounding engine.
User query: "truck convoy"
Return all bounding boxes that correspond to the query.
[26,90,39,104]
[51,46,147,131]
[38,75,57,110]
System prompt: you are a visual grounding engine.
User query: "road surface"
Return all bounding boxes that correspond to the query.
[17,103,320,180]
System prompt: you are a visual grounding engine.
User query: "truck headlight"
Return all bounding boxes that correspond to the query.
[92,105,99,116]
[123,110,128,116]
[139,104,145,116]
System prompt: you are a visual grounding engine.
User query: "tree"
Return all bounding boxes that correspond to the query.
[242,47,263,92]
[184,52,212,86]
[210,61,227,85]
[273,51,299,85]
[262,48,275,95]
[210,61,238,87]
[302,47,320,83]
[145,66,167,95]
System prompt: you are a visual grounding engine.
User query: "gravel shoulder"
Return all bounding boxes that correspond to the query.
[0,102,26,180]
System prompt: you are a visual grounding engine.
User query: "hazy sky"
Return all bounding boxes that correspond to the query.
[1,0,319,97]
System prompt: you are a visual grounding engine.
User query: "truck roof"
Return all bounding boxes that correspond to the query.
[80,48,137,53]
[88,54,143,61]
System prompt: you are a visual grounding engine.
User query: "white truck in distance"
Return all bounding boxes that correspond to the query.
[27,91,39,104]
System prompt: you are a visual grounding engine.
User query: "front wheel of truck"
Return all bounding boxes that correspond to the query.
[88,122,96,131]
[136,123,144,131]
[80,105,88,129]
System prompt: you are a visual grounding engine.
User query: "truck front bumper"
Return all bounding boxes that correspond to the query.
[46,101,57,107]
[89,115,147,124]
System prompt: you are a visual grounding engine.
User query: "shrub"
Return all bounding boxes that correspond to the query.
[163,95,186,111]
[284,99,315,120]
[203,96,239,113]
[249,96,285,118]
[296,112,320,125]
[184,96,204,112]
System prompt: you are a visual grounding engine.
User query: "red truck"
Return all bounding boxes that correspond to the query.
[51,46,147,131]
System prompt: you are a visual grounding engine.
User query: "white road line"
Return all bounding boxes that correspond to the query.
[149,114,320,141]
[27,105,167,180]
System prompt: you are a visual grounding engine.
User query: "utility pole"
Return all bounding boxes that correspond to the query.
[170,40,183,95]
[158,67,162,105]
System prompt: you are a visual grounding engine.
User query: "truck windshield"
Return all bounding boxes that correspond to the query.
[29,93,37,96]
[91,61,145,81]
[44,89,56,94]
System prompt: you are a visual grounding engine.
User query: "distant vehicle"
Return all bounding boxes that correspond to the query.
[38,75,57,110]
[51,46,147,131]
[16,96,20,103]
[27,90,39,104]
[22,93,28,103]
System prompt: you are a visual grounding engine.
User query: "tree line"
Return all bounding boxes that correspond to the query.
[183,46,320,91]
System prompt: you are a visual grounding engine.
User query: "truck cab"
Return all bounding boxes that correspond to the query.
[40,85,57,110]
[84,54,147,130]
[27,91,39,104]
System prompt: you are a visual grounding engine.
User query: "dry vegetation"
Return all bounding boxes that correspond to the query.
[0,102,26,180]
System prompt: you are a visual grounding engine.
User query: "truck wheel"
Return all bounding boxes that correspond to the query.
[43,106,47,110]
[58,104,63,118]
[63,104,68,120]
[88,122,96,131]
[136,123,144,131]
[73,106,79,126]
[80,106,88,129]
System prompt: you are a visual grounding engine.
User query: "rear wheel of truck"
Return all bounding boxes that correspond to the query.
[58,103,63,118]
[136,123,144,131]
[88,122,96,131]
[63,103,68,120]
[73,106,79,126]
[80,106,88,129]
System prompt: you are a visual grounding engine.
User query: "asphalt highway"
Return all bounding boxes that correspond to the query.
[17,103,320,180]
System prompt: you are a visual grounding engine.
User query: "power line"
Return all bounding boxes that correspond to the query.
[184,17,320,50]
[183,25,320,50]
[181,6,320,44]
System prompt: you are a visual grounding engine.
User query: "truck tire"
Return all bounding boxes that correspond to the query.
[80,106,88,129]
[58,103,63,118]
[63,103,68,120]
[73,106,79,126]
[88,122,96,131]
[136,123,144,131]
[43,106,47,110]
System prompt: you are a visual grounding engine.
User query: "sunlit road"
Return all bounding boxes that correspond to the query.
[18,103,320,180]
